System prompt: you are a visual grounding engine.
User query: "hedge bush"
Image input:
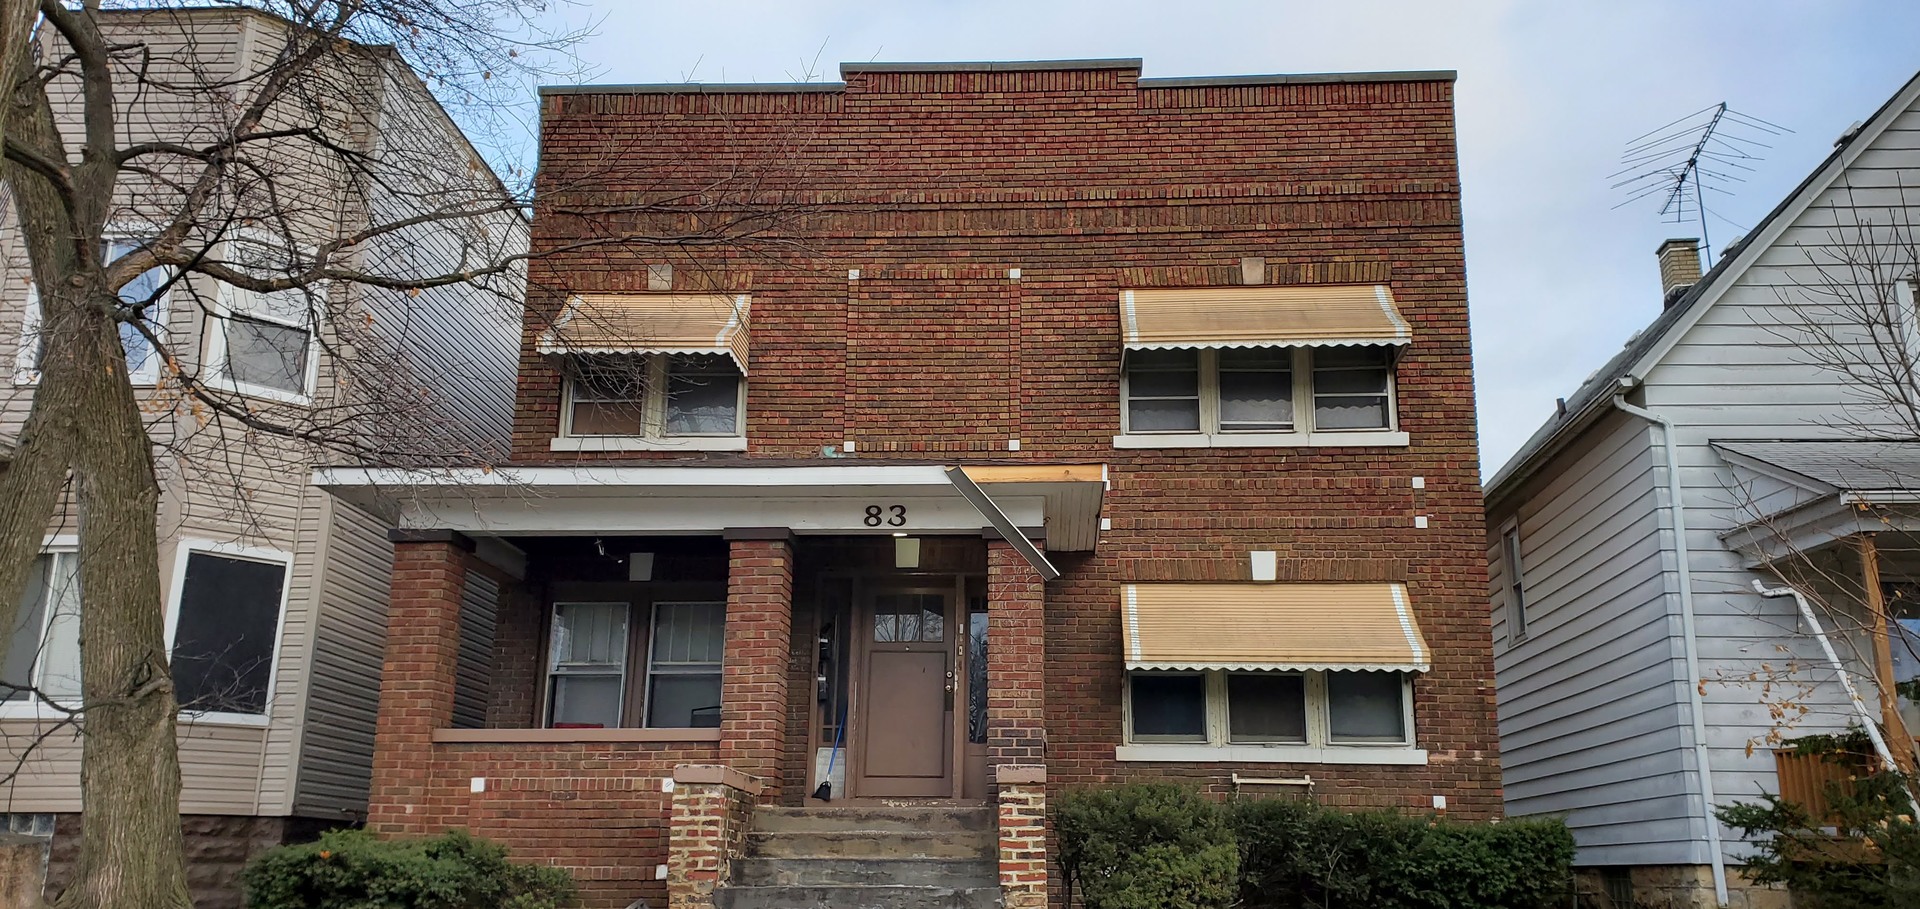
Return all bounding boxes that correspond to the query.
[1056,784,1573,909]
[1234,798,1574,909]
[242,829,575,909]
[1055,783,1240,909]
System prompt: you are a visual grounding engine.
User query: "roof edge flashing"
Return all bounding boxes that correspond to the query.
[539,82,844,96]
[1140,70,1458,88]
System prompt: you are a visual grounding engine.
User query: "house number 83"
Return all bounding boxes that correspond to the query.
[864,505,907,527]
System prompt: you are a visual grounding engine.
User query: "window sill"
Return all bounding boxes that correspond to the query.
[431,727,723,744]
[1112,430,1410,449]
[214,376,312,406]
[1115,743,1427,765]
[178,711,270,728]
[550,436,747,453]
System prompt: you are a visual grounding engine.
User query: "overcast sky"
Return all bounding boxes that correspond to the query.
[529,0,1920,475]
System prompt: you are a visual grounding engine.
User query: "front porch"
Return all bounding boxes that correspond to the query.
[327,464,1099,909]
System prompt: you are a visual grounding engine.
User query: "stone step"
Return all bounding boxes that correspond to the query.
[743,829,995,861]
[732,857,998,888]
[753,806,995,835]
[715,884,1002,909]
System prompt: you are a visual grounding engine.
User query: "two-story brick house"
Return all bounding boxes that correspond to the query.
[322,58,1499,909]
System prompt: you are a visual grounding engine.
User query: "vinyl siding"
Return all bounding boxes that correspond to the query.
[1495,85,1920,867]
[291,497,393,819]
[0,719,269,815]
[1490,409,1703,865]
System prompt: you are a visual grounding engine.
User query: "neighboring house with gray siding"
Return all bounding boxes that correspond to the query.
[0,9,523,906]
[1486,68,1920,907]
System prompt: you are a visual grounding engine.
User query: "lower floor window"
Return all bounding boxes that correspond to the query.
[544,599,724,729]
[170,549,290,716]
[1126,669,1413,748]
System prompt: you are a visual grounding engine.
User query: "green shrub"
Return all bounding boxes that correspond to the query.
[1232,798,1574,909]
[1055,783,1239,909]
[242,829,575,909]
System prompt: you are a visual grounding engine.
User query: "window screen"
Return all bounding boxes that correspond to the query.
[664,354,740,436]
[1312,347,1393,430]
[1124,350,1202,432]
[170,552,287,715]
[1129,673,1206,741]
[1217,348,1293,431]
[566,356,647,436]
[223,315,310,394]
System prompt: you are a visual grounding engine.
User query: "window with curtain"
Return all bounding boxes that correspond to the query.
[546,602,628,728]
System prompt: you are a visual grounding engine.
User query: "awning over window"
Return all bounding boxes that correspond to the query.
[1119,285,1410,350]
[536,293,750,370]
[1121,582,1429,672]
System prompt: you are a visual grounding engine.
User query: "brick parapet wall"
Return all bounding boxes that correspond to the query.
[719,539,794,799]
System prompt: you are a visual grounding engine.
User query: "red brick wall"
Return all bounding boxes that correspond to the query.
[719,539,794,795]
[369,540,469,830]
[987,540,1046,767]
[522,60,1498,819]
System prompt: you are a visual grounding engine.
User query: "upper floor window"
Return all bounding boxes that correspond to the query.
[15,237,171,385]
[563,353,743,441]
[206,239,318,401]
[1121,347,1394,438]
[1502,523,1528,644]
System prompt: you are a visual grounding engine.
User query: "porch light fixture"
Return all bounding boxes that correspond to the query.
[894,536,921,569]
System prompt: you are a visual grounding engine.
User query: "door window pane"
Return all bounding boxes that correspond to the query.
[171,552,287,715]
[1328,671,1407,743]
[1218,348,1294,431]
[967,607,988,745]
[1227,673,1307,743]
[1129,673,1206,741]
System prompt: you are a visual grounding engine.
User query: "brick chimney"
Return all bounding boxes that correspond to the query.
[1656,238,1702,308]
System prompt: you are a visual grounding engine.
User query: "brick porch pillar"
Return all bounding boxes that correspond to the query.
[987,539,1048,908]
[719,532,794,798]
[367,532,472,834]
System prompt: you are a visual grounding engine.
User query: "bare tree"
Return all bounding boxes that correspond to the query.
[0,3,821,907]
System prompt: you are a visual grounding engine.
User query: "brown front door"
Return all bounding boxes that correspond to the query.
[853,587,955,797]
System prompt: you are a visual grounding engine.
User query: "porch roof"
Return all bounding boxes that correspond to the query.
[1715,440,1920,566]
[312,462,1108,576]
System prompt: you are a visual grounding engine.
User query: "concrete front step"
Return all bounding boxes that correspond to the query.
[732,856,998,888]
[753,806,995,835]
[714,885,1001,909]
[743,828,995,860]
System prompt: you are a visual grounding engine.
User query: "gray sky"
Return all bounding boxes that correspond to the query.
[537,0,1920,474]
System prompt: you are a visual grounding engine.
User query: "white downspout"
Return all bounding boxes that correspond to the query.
[1749,580,1909,788]
[1612,395,1729,907]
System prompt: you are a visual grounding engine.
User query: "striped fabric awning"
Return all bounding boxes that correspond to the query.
[1120,582,1429,672]
[1119,285,1411,350]
[536,293,751,370]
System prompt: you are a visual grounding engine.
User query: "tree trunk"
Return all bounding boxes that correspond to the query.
[0,0,33,154]
[52,285,189,909]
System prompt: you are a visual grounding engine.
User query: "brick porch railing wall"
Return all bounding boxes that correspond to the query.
[368,537,471,830]
[665,765,762,909]
[719,535,795,799]
[987,540,1048,908]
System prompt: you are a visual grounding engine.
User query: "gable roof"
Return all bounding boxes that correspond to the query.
[1484,68,1920,507]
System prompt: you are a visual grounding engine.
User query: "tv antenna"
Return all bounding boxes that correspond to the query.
[1611,102,1792,268]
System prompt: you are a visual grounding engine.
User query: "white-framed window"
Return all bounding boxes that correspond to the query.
[1502,521,1528,644]
[0,542,83,710]
[165,541,292,722]
[560,353,744,444]
[643,601,724,729]
[15,237,172,386]
[540,599,726,730]
[1121,669,1417,762]
[545,601,629,728]
[1118,347,1399,446]
[205,238,319,402]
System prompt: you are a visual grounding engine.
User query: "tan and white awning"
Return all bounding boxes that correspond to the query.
[537,293,751,370]
[1119,285,1410,350]
[1121,582,1428,672]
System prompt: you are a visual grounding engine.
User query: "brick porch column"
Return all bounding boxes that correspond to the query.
[719,532,794,797]
[367,532,472,833]
[987,539,1048,908]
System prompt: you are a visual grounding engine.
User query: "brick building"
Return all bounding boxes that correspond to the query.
[321,58,1499,909]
